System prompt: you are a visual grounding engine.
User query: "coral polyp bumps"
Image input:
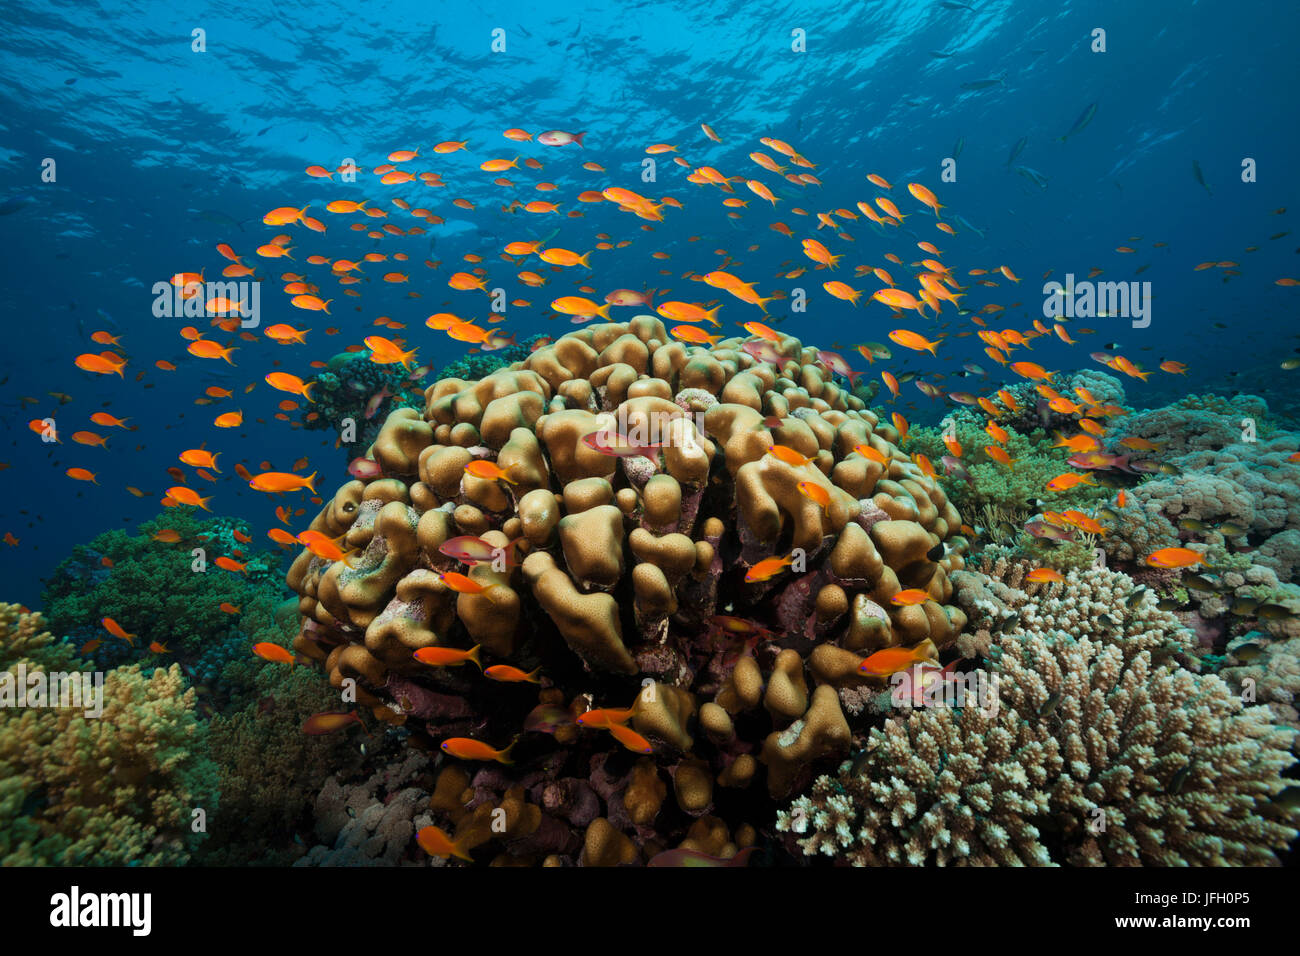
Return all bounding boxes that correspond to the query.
[289,317,962,788]
[283,316,1297,864]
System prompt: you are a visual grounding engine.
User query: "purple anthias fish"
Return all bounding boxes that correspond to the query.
[348,457,383,479]
[438,535,521,565]
[1067,451,1136,472]
[523,703,574,735]
[536,129,586,148]
[364,386,392,419]
[581,430,664,458]
[816,349,862,385]
[890,661,961,708]
[1024,520,1077,541]
[916,381,943,399]
[947,391,978,405]
[941,455,973,483]
[741,340,784,365]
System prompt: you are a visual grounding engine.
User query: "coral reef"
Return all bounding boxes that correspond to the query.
[950,552,1196,664]
[42,511,289,695]
[0,603,218,866]
[777,630,1299,865]
[286,316,971,858]
[302,351,427,459]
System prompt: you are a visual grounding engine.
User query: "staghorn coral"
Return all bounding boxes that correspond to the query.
[0,603,218,866]
[777,630,1299,865]
[285,316,972,857]
[952,554,1196,664]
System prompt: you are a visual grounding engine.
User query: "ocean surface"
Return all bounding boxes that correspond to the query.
[1,0,1298,604]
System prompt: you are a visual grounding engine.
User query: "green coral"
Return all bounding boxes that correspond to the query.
[0,603,218,866]
[906,412,1111,519]
[432,334,546,381]
[42,510,289,671]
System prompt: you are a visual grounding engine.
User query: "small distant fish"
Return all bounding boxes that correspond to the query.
[1192,159,1211,195]
[302,711,365,735]
[1058,102,1098,142]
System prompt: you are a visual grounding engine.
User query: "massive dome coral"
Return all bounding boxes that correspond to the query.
[284,316,967,856]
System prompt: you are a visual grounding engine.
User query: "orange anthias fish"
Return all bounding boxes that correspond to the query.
[253,642,295,666]
[607,723,655,754]
[436,571,500,602]
[767,444,815,467]
[167,486,212,510]
[464,460,516,484]
[441,736,516,764]
[102,617,136,644]
[858,643,935,677]
[417,825,474,862]
[249,471,316,493]
[1045,472,1097,492]
[413,645,483,669]
[890,588,932,607]
[888,329,940,355]
[364,335,419,369]
[797,480,832,509]
[1145,547,1209,569]
[484,664,542,684]
[576,707,636,727]
[1026,568,1066,583]
[302,711,365,735]
[745,552,796,583]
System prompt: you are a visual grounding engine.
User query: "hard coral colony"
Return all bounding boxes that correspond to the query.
[280,316,1300,866]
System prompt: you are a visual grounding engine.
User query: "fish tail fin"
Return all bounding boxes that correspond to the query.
[468,644,483,671]
[579,251,592,269]
[573,132,586,148]
[526,667,542,684]
[499,735,519,764]
[303,382,315,403]
[597,302,611,320]
[304,471,317,494]
[452,837,475,863]
[323,300,332,314]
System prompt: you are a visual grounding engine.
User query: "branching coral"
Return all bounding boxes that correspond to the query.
[952,554,1196,664]
[777,631,1299,865]
[0,603,218,866]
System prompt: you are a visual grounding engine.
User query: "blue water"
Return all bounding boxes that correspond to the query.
[1,0,1298,605]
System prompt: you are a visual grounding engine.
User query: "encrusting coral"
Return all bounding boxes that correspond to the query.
[285,316,970,858]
